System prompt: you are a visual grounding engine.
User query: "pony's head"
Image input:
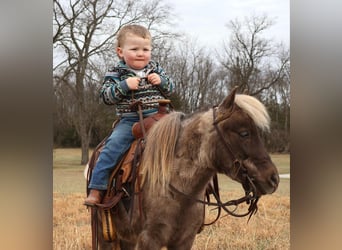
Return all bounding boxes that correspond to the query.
[213,88,279,196]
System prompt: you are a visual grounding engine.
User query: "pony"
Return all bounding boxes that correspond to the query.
[89,88,279,250]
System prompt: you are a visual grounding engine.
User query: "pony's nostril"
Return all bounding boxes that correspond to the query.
[270,173,279,187]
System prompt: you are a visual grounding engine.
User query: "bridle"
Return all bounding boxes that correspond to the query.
[169,106,260,224]
[211,106,259,220]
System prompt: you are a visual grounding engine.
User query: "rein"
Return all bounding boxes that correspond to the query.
[169,176,259,224]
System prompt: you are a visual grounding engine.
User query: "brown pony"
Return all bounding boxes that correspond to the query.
[92,88,279,250]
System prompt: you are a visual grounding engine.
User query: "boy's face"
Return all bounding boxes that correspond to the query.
[116,34,152,70]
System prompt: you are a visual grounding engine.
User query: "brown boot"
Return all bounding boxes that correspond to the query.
[84,189,104,206]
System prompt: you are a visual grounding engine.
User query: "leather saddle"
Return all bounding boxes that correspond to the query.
[86,100,171,242]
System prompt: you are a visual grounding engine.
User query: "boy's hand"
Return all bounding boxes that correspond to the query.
[147,73,161,85]
[126,77,141,90]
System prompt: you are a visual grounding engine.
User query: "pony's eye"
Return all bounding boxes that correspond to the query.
[239,131,249,138]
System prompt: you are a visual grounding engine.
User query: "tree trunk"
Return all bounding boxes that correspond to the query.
[80,123,91,165]
[81,141,90,165]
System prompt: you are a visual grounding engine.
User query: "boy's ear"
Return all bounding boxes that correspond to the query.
[116,47,123,58]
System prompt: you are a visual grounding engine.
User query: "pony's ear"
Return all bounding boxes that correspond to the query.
[219,86,238,110]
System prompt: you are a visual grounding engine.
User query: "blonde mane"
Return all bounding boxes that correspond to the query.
[140,112,184,194]
[234,94,270,131]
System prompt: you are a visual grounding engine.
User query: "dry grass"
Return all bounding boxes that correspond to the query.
[53,192,92,250]
[53,148,290,249]
[192,193,290,250]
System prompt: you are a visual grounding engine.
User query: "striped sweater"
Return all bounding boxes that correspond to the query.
[100,60,174,116]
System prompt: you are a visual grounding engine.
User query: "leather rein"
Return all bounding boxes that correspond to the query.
[169,106,260,225]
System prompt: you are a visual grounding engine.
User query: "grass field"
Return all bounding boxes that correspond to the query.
[53,148,290,249]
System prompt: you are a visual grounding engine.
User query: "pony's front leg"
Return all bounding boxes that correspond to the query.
[167,230,197,250]
[134,228,169,250]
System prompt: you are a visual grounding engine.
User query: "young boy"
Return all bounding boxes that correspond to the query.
[84,24,174,206]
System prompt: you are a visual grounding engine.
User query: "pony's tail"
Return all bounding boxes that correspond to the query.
[140,112,184,194]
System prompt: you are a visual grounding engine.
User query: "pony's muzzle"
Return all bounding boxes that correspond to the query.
[242,158,279,195]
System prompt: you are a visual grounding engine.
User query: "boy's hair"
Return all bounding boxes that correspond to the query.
[116,24,151,48]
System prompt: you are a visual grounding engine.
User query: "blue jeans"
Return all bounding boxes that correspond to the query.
[88,116,139,190]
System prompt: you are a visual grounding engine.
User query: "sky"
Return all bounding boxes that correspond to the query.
[165,0,289,48]
[53,0,289,67]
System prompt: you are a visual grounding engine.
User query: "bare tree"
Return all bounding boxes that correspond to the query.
[167,39,225,112]
[273,46,290,134]
[53,0,175,164]
[220,14,289,97]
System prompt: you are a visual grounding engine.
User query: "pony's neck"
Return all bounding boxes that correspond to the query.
[172,109,216,195]
[179,167,215,196]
